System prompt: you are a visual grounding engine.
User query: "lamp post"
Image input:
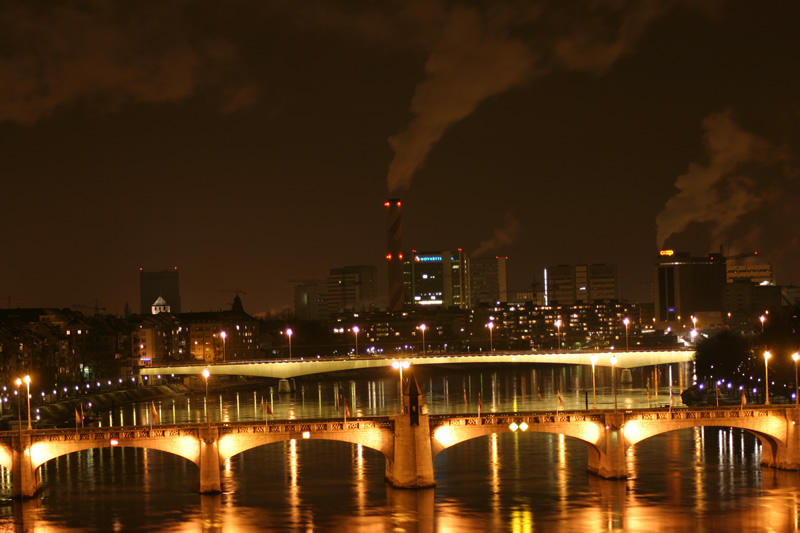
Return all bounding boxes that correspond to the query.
[418,324,427,356]
[391,360,410,413]
[611,355,618,412]
[793,352,799,409]
[15,378,21,435]
[554,319,562,351]
[623,317,630,350]
[352,326,359,356]
[764,351,771,405]
[760,315,766,333]
[23,375,31,430]
[590,355,597,409]
[202,368,210,427]
[286,328,293,359]
[220,331,227,363]
[487,322,494,352]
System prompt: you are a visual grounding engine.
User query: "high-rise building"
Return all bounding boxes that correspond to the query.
[327,265,377,313]
[403,250,469,308]
[294,281,328,321]
[544,264,619,305]
[139,268,181,315]
[654,251,726,329]
[469,256,508,305]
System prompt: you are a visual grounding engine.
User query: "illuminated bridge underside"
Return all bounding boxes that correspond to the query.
[140,349,694,379]
[7,405,794,499]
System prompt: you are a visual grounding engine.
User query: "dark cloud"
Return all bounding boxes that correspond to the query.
[0,1,254,124]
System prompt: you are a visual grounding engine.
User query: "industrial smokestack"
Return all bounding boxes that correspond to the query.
[385,199,404,311]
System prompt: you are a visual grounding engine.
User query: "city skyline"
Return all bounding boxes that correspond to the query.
[2,1,798,316]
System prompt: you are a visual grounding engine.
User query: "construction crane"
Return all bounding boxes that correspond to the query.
[72,301,107,314]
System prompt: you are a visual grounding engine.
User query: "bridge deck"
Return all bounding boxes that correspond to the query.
[140,349,694,379]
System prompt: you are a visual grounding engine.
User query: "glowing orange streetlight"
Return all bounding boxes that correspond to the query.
[202,368,211,427]
[623,317,630,350]
[554,319,562,351]
[418,324,427,356]
[286,328,293,359]
[487,322,494,352]
[764,351,771,405]
[352,326,360,356]
[590,354,597,409]
[391,360,410,413]
[793,352,799,409]
[220,330,227,363]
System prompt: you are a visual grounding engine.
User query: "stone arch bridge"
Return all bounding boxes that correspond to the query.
[3,403,800,499]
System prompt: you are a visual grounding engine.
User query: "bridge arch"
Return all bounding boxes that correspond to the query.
[216,426,395,465]
[620,409,789,466]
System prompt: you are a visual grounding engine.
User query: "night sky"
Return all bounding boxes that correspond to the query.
[2,1,799,316]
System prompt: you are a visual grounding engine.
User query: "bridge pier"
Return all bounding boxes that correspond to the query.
[760,409,800,471]
[385,374,435,489]
[385,412,436,488]
[199,427,222,494]
[12,434,40,499]
[586,413,627,479]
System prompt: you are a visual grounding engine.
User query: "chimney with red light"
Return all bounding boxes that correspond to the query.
[385,199,404,311]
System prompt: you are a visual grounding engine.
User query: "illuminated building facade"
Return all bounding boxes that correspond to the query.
[403,250,469,308]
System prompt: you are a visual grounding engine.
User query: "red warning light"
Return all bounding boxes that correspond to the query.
[398,253,404,260]
[386,253,392,260]
[384,202,390,207]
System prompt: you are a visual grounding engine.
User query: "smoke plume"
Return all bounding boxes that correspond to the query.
[472,214,520,258]
[387,1,679,192]
[655,110,788,250]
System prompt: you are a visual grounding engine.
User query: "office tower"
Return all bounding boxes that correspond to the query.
[654,251,726,328]
[139,267,181,315]
[544,264,619,305]
[469,256,508,305]
[403,250,469,308]
[327,265,378,313]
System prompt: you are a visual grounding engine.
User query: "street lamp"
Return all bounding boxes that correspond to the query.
[691,315,697,331]
[14,378,21,435]
[610,356,618,412]
[590,355,597,409]
[487,322,494,352]
[764,351,771,405]
[418,324,427,356]
[220,331,227,363]
[554,319,562,351]
[623,317,630,350]
[286,328,293,359]
[352,326,360,356]
[760,315,766,333]
[793,352,799,409]
[202,368,210,427]
[23,375,31,430]
[391,360,410,413]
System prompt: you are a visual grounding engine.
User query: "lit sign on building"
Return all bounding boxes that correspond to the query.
[659,250,674,256]
[415,255,443,262]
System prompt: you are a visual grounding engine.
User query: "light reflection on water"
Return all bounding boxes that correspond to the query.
[1,365,799,531]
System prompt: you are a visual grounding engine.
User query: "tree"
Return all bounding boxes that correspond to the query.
[695,330,753,382]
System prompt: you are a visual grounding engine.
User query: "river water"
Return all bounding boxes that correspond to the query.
[2,364,799,532]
